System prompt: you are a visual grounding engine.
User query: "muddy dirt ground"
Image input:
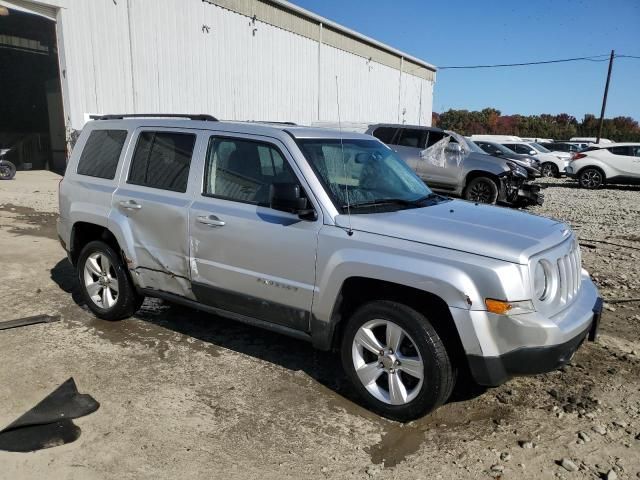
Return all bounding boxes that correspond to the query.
[0,172,638,479]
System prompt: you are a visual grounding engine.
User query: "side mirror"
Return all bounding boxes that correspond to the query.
[445,143,462,153]
[270,183,317,220]
[529,150,537,155]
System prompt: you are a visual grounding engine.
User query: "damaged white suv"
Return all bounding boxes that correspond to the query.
[58,114,602,421]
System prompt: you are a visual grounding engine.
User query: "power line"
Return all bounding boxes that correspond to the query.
[438,54,634,70]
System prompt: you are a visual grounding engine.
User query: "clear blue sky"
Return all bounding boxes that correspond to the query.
[290,0,640,121]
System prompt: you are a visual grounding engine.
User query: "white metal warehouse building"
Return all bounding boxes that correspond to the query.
[0,0,436,172]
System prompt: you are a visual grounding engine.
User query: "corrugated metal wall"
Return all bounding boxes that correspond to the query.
[30,0,435,129]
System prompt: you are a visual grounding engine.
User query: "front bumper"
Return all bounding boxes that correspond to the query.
[566,165,577,178]
[467,297,601,386]
[454,274,601,386]
[517,183,544,205]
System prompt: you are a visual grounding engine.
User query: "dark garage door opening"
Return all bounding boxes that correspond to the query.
[0,7,65,173]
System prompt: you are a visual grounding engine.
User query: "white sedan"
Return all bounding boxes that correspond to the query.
[567,143,640,189]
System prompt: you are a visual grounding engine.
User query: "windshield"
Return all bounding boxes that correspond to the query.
[297,138,433,212]
[530,142,551,153]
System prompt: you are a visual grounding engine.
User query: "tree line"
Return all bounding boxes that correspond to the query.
[432,108,640,142]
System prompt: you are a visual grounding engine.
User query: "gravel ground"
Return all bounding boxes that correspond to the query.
[0,172,638,480]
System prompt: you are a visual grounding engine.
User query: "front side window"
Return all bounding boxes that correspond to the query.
[506,143,529,154]
[77,130,128,179]
[530,142,551,153]
[204,137,296,205]
[128,131,196,192]
[297,138,433,212]
[426,131,447,148]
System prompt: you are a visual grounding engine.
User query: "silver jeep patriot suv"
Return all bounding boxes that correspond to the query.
[58,114,602,421]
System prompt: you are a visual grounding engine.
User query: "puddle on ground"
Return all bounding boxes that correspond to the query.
[366,402,511,468]
[0,203,58,240]
[60,299,221,360]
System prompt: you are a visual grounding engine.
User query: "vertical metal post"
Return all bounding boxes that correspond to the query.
[317,23,323,121]
[418,82,423,126]
[126,0,137,112]
[596,50,615,144]
[397,56,404,122]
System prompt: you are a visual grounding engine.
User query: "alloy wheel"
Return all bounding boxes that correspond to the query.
[351,319,424,405]
[468,181,493,203]
[83,252,119,309]
[580,170,602,188]
[541,164,557,177]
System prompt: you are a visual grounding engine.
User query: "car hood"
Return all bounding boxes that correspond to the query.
[336,200,568,264]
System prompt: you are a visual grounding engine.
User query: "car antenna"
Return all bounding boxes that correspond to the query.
[336,75,353,237]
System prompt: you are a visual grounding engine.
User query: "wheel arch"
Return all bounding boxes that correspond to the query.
[465,170,500,187]
[70,221,124,267]
[313,277,467,370]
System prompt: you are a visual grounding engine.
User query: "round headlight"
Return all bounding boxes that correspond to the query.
[534,261,549,300]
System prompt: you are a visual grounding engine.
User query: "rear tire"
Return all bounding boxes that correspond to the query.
[77,240,143,320]
[578,168,604,189]
[341,300,456,421]
[463,177,499,204]
[0,161,16,180]
[540,162,559,178]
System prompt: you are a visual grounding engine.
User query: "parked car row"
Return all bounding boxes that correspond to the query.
[366,124,542,206]
[57,114,602,421]
[470,135,571,178]
[467,134,640,189]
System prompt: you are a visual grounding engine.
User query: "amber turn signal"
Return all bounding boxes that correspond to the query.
[485,299,512,315]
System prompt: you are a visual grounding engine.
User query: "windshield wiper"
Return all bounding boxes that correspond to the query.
[345,194,440,210]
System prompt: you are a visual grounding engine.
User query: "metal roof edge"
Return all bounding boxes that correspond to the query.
[267,0,437,72]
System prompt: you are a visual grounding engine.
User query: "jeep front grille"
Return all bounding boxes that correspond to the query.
[556,241,581,304]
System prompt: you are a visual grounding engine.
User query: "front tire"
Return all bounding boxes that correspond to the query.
[540,162,559,178]
[0,161,16,180]
[463,177,499,204]
[578,168,604,189]
[77,240,143,320]
[341,301,455,421]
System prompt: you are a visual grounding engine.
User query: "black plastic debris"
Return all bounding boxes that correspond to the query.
[0,378,99,452]
[0,314,60,331]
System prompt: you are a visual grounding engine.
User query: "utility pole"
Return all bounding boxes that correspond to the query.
[596,50,615,144]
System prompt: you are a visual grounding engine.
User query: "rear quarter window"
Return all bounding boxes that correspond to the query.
[76,130,128,179]
[608,146,631,156]
[372,127,398,144]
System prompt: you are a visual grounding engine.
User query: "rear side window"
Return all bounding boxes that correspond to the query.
[77,130,127,179]
[372,127,398,144]
[608,146,631,156]
[396,129,427,148]
[128,131,196,192]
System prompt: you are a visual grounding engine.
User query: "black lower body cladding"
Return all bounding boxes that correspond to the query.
[466,298,603,387]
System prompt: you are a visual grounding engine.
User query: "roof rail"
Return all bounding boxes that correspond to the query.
[90,114,218,121]
[247,120,298,125]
